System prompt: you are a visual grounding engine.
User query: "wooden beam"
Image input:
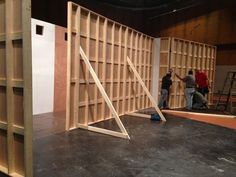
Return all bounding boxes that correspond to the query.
[122,28,128,114]
[73,6,81,127]
[126,112,151,119]
[127,56,166,121]
[78,124,129,139]
[101,19,108,119]
[80,47,130,139]
[94,16,99,123]
[162,110,236,119]
[6,0,14,174]
[66,2,73,130]
[22,1,33,176]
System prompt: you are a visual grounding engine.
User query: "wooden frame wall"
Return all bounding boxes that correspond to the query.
[159,37,216,108]
[66,2,153,132]
[0,0,32,176]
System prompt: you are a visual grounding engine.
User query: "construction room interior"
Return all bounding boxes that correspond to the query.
[0,0,236,177]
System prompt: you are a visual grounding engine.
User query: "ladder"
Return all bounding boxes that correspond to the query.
[216,70,236,111]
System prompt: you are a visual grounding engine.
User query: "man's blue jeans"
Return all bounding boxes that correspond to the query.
[185,88,195,110]
[158,89,168,108]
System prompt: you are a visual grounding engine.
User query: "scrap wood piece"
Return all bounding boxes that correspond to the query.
[80,47,130,139]
[127,56,166,121]
[126,112,151,119]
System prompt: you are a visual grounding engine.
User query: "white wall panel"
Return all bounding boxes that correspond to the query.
[32,18,55,115]
[151,38,161,102]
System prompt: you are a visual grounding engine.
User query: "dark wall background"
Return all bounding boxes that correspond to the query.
[32,0,236,65]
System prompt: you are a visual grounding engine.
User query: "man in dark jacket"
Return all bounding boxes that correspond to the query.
[158,73,172,109]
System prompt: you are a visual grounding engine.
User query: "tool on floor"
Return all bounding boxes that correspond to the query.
[150,114,161,121]
[216,70,236,112]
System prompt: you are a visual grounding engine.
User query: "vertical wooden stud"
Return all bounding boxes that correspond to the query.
[6,0,14,174]
[116,26,122,113]
[101,19,107,119]
[122,28,128,114]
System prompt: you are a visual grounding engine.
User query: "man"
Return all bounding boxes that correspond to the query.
[175,70,196,110]
[192,91,208,110]
[195,69,209,96]
[158,73,172,109]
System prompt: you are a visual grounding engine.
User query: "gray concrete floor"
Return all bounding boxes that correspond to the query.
[33,113,236,177]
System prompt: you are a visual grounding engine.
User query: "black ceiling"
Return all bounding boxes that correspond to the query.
[32,0,236,36]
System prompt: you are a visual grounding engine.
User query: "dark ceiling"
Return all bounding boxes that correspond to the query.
[32,0,236,36]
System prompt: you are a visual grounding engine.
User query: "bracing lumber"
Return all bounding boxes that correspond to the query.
[127,57,166,121]
[0,0,33,176]
[126,112,151,119]
[80,47,130,139]
[78,124,129,139]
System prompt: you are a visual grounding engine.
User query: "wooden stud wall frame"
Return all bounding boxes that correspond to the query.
[0,0,32,177]
[159,37,216,108]
[66,2,153,134]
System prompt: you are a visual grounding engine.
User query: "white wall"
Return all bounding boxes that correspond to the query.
[32,18,55,115]
[151,38,161,102]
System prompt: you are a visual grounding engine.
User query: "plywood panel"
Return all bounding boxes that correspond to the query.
[0,130,7,170]
[54,26,67,112]
[0,42,6,79]
[66,2,153,130]
[13,39,23,80]
[0,87,6,122]
[0,0,32,176]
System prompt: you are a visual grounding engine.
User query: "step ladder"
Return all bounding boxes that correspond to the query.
[216,70,236,111]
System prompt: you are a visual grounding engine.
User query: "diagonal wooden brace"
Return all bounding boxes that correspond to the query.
[127,56,166,121]
[80,47,130,139]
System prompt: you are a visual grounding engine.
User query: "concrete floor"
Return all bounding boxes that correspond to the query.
[33,113,236,177]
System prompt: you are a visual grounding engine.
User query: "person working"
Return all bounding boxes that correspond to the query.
[192,91,208,110]
[175,70,196,110]
[158,73,172,109]
[195,69,209,96]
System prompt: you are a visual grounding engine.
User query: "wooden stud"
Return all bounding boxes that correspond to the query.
[94,16,99,122]
[122,28,128,114]
[6,0,14,174]
[85,12,90,125]
[146,38,152,107]
[138,35,143,109]
[128,31,133,112]
[109,23,115,118]
[142,36,147,108]
[66,2,73,130]
[116,26,122,113]
[133,33,138,110]
[75,7,81,126]
[22,0,33,176]
[101,19,107,120]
